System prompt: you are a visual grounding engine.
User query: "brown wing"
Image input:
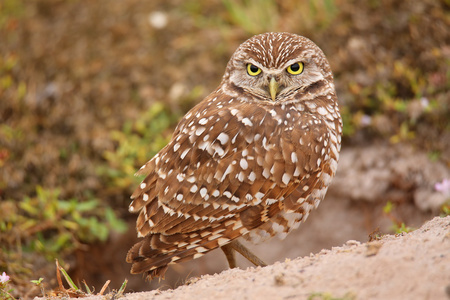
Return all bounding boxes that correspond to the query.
[127,91,330,278]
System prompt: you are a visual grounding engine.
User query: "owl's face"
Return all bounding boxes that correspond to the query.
[222,32,333,104]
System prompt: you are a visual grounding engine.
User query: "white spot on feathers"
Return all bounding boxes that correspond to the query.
[180,148,190,160]
[237,172,245,182]
[272,222,285,234]
[193,253,204,259]
[177,174,185,182]
[241,118,253,126]
[221,165,233,181]
[190,185,198,193]
[200,188,208,198]
[195,127,206,136]
[248,172,256,181]
[266,198,278,205]
[282,173,291,185]
[240,159,248,170]
[217,133,229,145]
[218,237,230,246]
[291,152,298,163]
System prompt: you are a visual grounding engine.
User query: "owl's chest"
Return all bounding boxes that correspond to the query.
[223,104,334,188]
[255,104,333,157]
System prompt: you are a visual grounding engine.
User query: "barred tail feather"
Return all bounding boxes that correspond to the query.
[127,219,249,280]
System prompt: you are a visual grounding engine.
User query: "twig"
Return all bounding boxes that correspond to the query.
[99,280,111,295]
[1,289,16,300]
[55,260,64,291]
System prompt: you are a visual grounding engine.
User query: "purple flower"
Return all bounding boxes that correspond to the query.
[359,114,372,126]
[0,272,10,283]
[435,179,450,197]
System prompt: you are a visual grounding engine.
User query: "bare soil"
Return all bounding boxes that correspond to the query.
[57,215,450,300]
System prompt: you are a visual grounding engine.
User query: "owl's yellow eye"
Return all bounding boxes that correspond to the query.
[247,64,262,76]
[286,62,304,75]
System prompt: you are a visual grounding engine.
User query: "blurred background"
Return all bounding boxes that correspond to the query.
[0,0,449,298]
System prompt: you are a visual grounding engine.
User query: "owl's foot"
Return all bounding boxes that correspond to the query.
[221,240,267,269]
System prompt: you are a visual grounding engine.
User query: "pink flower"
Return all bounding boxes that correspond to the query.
[435,179,450,197]
[0,272,9,283]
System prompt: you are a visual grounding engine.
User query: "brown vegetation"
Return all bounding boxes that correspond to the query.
[0,0,449,298]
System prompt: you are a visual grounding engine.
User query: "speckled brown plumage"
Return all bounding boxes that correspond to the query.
[126,32,342,280]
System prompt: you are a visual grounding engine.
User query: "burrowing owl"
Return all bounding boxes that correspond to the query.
[127,32,342,280]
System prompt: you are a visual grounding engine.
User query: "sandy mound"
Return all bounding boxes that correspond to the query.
[69,216,450,300]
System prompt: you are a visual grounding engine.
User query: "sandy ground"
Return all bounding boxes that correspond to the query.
[109,143,447,293]
[64,215,450,300]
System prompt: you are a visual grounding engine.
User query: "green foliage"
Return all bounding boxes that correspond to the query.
[0,273,14,300]
[222,0,280,34]
[0,287,15,300]
[393,222,414,234]
[382,201,394,214]
[221,0,337,34]
[31,277,45,298]
[440,202,450,217]
[0,186,127,263]
[0,53,27,101]
[305,0,338,30]
[343,56,449,145]
[34,261,129,298]
[382,201,415,234]
[98,102,177,191]
[0,0,25,30]
[30,278,44,285]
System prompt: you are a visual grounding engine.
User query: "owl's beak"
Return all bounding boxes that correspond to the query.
[269,77,279,101]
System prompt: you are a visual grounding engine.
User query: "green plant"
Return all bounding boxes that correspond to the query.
[222,0,280,34]
[98,102,177,191]
[42,260,128,298]
[441,203,450,217]
[0,272,15,300]
[0,186,127,264]
[0,0,25,30]
[30,277,45,297]
[221,0,337,34]
[435,179,450,217]
[393,222,414,234]
[382,201,414,234]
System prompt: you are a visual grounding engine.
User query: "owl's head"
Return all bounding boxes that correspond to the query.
[222,32,334,103]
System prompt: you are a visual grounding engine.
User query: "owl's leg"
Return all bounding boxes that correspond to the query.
[221,243,237,268]
[221,240,267,268]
